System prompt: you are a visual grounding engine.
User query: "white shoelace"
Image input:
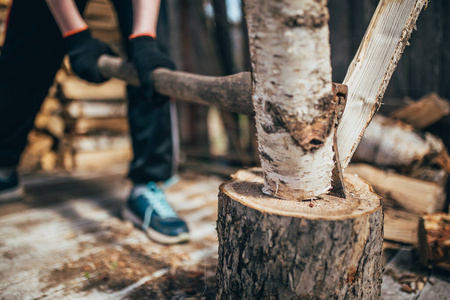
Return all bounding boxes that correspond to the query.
[140,177,179,230]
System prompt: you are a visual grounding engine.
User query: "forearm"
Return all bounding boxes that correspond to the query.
[131,0,160,38]
[45,0,87,37]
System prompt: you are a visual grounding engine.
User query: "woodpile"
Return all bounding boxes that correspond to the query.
[18,77,63,172]
[58,75,132,171]
[346,163,447,245]
[60,0,131,171]
[390,93,450,129]
[5,0,131,173]
[348,93,450,246]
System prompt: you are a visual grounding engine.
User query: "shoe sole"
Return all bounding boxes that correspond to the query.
[122,207,190,244]
[0,186,24,203]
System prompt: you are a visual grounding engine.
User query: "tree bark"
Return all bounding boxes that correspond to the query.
[216,169,383,299]
[244,0,335,200]
[418,213,450,271]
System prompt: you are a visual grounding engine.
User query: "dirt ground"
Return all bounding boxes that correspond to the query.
[0,167,223,299]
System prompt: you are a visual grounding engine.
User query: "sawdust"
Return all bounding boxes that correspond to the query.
[126,265,217,300]
[41,244,167,294]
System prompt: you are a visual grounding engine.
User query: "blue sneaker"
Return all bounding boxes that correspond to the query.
[0,171,23,203]
[122,181,190,244]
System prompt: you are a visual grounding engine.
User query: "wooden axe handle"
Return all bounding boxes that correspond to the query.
[97,55,254,115]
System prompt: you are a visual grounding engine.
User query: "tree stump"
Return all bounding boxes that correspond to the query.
[217,169,383,299]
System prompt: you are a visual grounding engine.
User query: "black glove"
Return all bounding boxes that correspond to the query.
[64,29,115,83]
[129,35,175,106]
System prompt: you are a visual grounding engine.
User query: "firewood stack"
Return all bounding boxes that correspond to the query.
[19,90,63,173]
[348,93,450,253]
[57,72,131,171]
[0,0,132,173]
[58,0,131,171]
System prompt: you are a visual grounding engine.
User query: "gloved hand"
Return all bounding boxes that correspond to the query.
[129,35,175,106]
[64,29,115,83]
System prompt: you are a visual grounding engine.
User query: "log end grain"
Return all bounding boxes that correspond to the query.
[220,168,381,220]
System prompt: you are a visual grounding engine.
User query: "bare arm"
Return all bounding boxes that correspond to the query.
[130,0,161,38]
[45,0,87,37]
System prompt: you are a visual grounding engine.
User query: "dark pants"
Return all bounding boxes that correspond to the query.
[0,0,178,183]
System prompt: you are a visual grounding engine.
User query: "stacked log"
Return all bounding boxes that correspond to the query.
[346,163,447,245]
[15,0,131,172]
[57,74,131,171]
[58,0,131,171]
[17,78,62,173]
[19,127,58,173]
[348,94,450,245]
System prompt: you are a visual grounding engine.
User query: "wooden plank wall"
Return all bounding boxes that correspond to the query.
[329,0,450,101]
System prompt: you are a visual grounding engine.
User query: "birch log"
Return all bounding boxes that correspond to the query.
[337,0,427,169]
[354,115,450,173]
[245,0,335,200]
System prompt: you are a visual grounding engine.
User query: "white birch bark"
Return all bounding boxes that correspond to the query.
[244,0,335,200]
[354,115,449,171]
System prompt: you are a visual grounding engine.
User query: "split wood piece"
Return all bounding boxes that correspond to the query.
[67,117,129,134]
[336,0,427,169]
[70,133,130,152]
[34,114,65,139]
[64,100,127,119]
[19,131,54,173]
[217,169,383,299]
[390,93,450,129]
[418,213,450,271]
[346,164,446,215]
[62,147,132,171]
[39,97,62,115]
[354,115,450,174]
[58,76,126,101]
[384,209,420,245]
[40,151,58,171]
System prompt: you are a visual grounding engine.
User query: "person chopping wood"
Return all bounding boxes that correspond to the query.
[0,0,190,244]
